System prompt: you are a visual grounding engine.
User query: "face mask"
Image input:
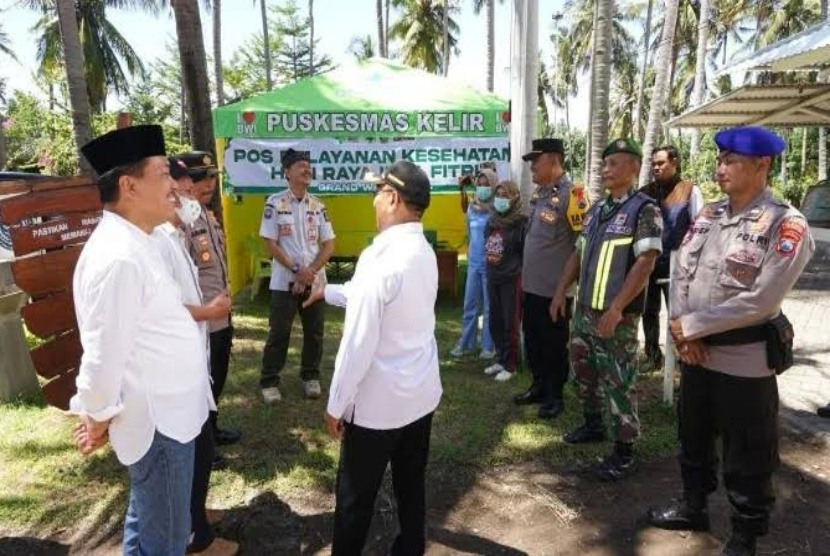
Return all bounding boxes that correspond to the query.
[176,196,202,226]
[476,186,492,201]
[493,197,511,213]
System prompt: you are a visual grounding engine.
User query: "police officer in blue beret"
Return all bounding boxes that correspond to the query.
[648,126,815,556]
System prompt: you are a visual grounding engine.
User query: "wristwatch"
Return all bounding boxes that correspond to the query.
[291,263,300,273]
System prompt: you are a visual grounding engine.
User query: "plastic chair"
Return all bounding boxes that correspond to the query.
[244,236,273,301]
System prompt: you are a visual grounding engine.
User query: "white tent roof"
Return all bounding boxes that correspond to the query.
[717,20,830,75]
[666,84,830,128]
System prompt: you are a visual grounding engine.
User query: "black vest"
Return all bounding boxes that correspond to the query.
[578,192,655,314]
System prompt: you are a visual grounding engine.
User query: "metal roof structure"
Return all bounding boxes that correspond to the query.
[718,20,830,75]
[666,84,830,128]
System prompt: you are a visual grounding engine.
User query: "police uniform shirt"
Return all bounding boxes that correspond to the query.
[522,175,589,297]
[671,189,815,378]
[260,189,336,292]
[184,208,230,333]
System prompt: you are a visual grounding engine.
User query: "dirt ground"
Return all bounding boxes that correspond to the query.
[2,433,827,556]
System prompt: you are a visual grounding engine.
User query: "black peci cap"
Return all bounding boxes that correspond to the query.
[522,138,565,161]
[81,124,166,176]
[365,160,431,212]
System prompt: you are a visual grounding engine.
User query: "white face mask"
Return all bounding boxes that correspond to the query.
[176,196,202,226]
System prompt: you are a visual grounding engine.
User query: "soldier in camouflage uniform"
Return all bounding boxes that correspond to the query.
[551,138,663,482]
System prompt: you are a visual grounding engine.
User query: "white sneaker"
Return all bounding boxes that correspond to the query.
[494,370,514,382]
[303,380,322,399]
[484,363,505,376]
[450,346,467,358]
[262,386,282,404]
[479,350,496,360]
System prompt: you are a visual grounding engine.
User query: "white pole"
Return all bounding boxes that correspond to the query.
[509,0,539,200]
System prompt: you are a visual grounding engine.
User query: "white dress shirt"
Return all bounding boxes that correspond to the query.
[150,222,216,411]
[70,211,212,466]
[325,222,442,430]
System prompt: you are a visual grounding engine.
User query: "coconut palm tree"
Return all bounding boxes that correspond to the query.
[821,0,828,180]
[258,0,273,90]
[55,0,93,175]
[689,0,712,156]
[632,0,653,140]
[638,0,679,187]
[389,0,459,74]
[472,0,505,92]
[308,0,314,74]
[0,22,15,170]
[29,0,148,113]
[214,0,224,105]
[377,0,386,57]
[587,0,614,200]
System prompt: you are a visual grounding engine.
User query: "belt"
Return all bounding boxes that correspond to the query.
[703,324,768,346]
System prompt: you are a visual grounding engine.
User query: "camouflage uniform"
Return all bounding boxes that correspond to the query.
[572,191,663,443]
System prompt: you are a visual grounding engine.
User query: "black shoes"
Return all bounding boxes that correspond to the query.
[564,415,606,444]
[817,403,830,418]
[648,500,711,531]
[538,399,564,420]
[514,387,545,406]
[214,427,242,446]
[212,454,228,471]
[594,448,637,483]
[722,531,757,556]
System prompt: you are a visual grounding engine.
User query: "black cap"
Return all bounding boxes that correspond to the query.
[81,124,166,176]
[281,148,311,171]
[169,157,190,180]
[522,138,565,161]
[366,161,431,211]
[177,151,218,181]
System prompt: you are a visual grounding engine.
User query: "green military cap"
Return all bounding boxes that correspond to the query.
[602,138,643,160]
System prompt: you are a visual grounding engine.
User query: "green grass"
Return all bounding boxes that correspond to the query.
[0,292,679,541]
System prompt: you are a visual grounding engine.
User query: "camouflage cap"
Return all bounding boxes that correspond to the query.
[602,138,643,160]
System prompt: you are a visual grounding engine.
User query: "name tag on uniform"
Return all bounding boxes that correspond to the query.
[539,209,556,223]
[307,213,319,242]
[278,224,293,237]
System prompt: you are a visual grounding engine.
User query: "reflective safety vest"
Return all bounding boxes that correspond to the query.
[577,191,655,314]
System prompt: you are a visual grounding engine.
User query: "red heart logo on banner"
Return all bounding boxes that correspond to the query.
[242,111,255,124]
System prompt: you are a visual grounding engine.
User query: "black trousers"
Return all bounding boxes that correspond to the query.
[260,289,324,388]
[333,412,433,556]
[522,292,572,403]
[642,274,669,358]
[189,420,216,551]
[678,364,779,537]
[488,276,522,372]
[209,326,233,430]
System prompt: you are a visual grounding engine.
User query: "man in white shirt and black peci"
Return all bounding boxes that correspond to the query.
[71,125,213,555]
[305,160,443,555]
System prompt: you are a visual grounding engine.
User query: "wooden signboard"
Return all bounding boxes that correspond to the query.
[0,176,100,410]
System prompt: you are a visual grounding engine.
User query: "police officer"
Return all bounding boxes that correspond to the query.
[259,149,335,403]
[648,127,815,556]
[551,138,663,482]
[516,138,588,420]
[640,146,703,369]
[179,152,242,458]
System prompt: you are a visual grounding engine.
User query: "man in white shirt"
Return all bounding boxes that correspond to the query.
[151,158,236,556]
[306,160,442,555]
[71,126,213,555]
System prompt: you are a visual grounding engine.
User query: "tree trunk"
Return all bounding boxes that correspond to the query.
[213,0,225,105]
[56,0,94,176]
[633,0,653,141]
[0,115,6,170]
[639,0,679,187]
[172,0,221,219]
[689,0,711,156]
[385,0,390,57]
[800,128,807,179]
[262,0,273,89]
[820,0,828,180]
[780,131,788,188]
[377,0,386,58]
[487,0,495,91]
[308,0,314,75]
[583,0,599,187]
[587,0,613,200]
[443,0,450,76]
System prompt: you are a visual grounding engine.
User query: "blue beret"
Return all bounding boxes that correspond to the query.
[714,126,785,157]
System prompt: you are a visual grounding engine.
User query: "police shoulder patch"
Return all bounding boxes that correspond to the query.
[774,216,806,257]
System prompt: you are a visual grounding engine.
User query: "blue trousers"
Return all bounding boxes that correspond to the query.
[457,265,494,353]
[123,431,195,556]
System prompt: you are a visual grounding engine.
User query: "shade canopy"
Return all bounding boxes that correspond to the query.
[718,20,830,75]
[666,84,830,128]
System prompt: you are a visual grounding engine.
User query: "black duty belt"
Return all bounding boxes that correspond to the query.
[703,324,768,346]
